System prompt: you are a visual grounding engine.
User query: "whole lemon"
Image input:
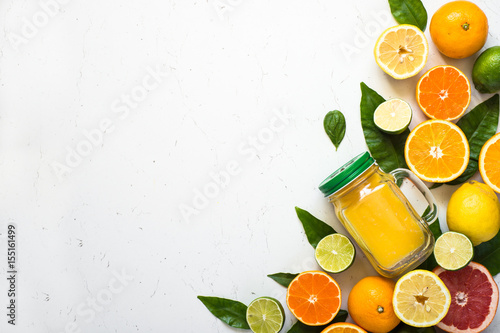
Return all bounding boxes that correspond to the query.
[430,1,488,59]
[447,180,500,245]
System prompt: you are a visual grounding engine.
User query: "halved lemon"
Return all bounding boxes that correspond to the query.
[373,98,412,134]
[479,132,500,193]
[374,25,429,79]
[405,119,469,183]
[393,270,451,327]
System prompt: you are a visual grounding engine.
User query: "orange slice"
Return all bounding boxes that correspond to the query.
[479,132,500,193]
[321,322,367,333]
[374,25,429,79]
[286,271,341,326]
[416,65,471,120]
[405,120,469,182]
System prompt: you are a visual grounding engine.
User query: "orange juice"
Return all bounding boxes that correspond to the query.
[342,180,425,268]
[319,152,436,277]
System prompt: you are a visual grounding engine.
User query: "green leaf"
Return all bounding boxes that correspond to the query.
[457,94,499,160]
[287,310,349,333]
[267,273,298,287]
[324,110,346,150]
[360,82,409,172]
[388,0,428,32]
[197,296,250,329]
[295,207,336,249]
[444,94,499,186]
[473,231,500,277]
[416,206,442,271]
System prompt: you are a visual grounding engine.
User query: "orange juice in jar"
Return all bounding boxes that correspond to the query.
[319,152,437,277]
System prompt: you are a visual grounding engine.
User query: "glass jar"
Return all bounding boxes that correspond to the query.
[319,152,438,278]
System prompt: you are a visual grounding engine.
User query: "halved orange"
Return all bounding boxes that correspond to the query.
[479,132,500,193]
[321,322,367,333]
[286,271,341,326]
[374,25,429,79]
[416,65,471,120]
[405,120,469,183]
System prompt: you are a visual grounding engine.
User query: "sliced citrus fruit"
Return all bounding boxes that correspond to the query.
[393,270,451,327]
[434,231,474,271]
[321,322,367,333]
[416,66,471,121]
[405,119,469,182]
[373,98,413,134]
[246,297,285,333]
[374,24,429,80]
[479,132,500,193]
[286,271,341,326]
[315,234,355,273]
[434,262,499,333]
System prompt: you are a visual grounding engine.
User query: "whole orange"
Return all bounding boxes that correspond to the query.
[347,276,400,333]
[430,1,488,59]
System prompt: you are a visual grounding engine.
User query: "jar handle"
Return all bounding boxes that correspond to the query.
[389,168,438,225]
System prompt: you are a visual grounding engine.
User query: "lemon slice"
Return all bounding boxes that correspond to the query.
[315,234,355,273]
[374,25,429,79]
[246,297,285,333]
[434,232,474,271]
[373,98,412,134]
[393,270,451,327]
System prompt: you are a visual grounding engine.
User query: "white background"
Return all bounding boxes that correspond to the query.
[0,0,499,332]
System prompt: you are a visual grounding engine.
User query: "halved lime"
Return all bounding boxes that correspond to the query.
[434,231,474,271]
[373,98,412,134]
[246,297,285,333]
[315,234,355,273]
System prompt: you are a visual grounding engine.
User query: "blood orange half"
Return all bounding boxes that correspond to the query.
[433,262,499,333]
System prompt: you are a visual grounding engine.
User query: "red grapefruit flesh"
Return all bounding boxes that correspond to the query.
[433,262,499,333]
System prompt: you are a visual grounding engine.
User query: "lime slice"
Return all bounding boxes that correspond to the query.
[246,297,285,333]
[315,234,355,273]
[434,231,474,271]
[373,98,412,134]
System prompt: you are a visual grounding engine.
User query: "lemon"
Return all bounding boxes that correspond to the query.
[446,180,500,246]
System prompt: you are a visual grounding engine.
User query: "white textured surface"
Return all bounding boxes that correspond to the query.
[0,0,499,332]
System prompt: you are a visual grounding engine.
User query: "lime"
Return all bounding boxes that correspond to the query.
[315,234,355,273]
[472,46,500,93]
[246,297,285,333]
[373,99,412,134]
[434,232,474,271]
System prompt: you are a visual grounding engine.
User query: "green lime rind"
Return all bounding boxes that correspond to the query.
[315,234,356,273]
[472,46,500,94]
[434,231,474,271]
[246,297,285,333]
[373,98,413,135]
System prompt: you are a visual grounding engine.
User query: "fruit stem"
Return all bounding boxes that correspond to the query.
[377,305,384,313]
[462,22,470,31]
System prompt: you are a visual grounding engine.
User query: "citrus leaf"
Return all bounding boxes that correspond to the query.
[417,206,442,271]
[473,231,500,277]
[267,273,298,287]
[457,94,499,160]
[295,207,336,249]
[197,296,250,329]
[360,82,409,172]
[324,110,346,150]
[444,95,499,185]
[287,310,348,333]
[388,0,428,32]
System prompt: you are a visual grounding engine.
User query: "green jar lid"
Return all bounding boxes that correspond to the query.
[319,152,375,197]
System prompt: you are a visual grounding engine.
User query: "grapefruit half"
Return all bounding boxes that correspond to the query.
[433,262,499,333]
